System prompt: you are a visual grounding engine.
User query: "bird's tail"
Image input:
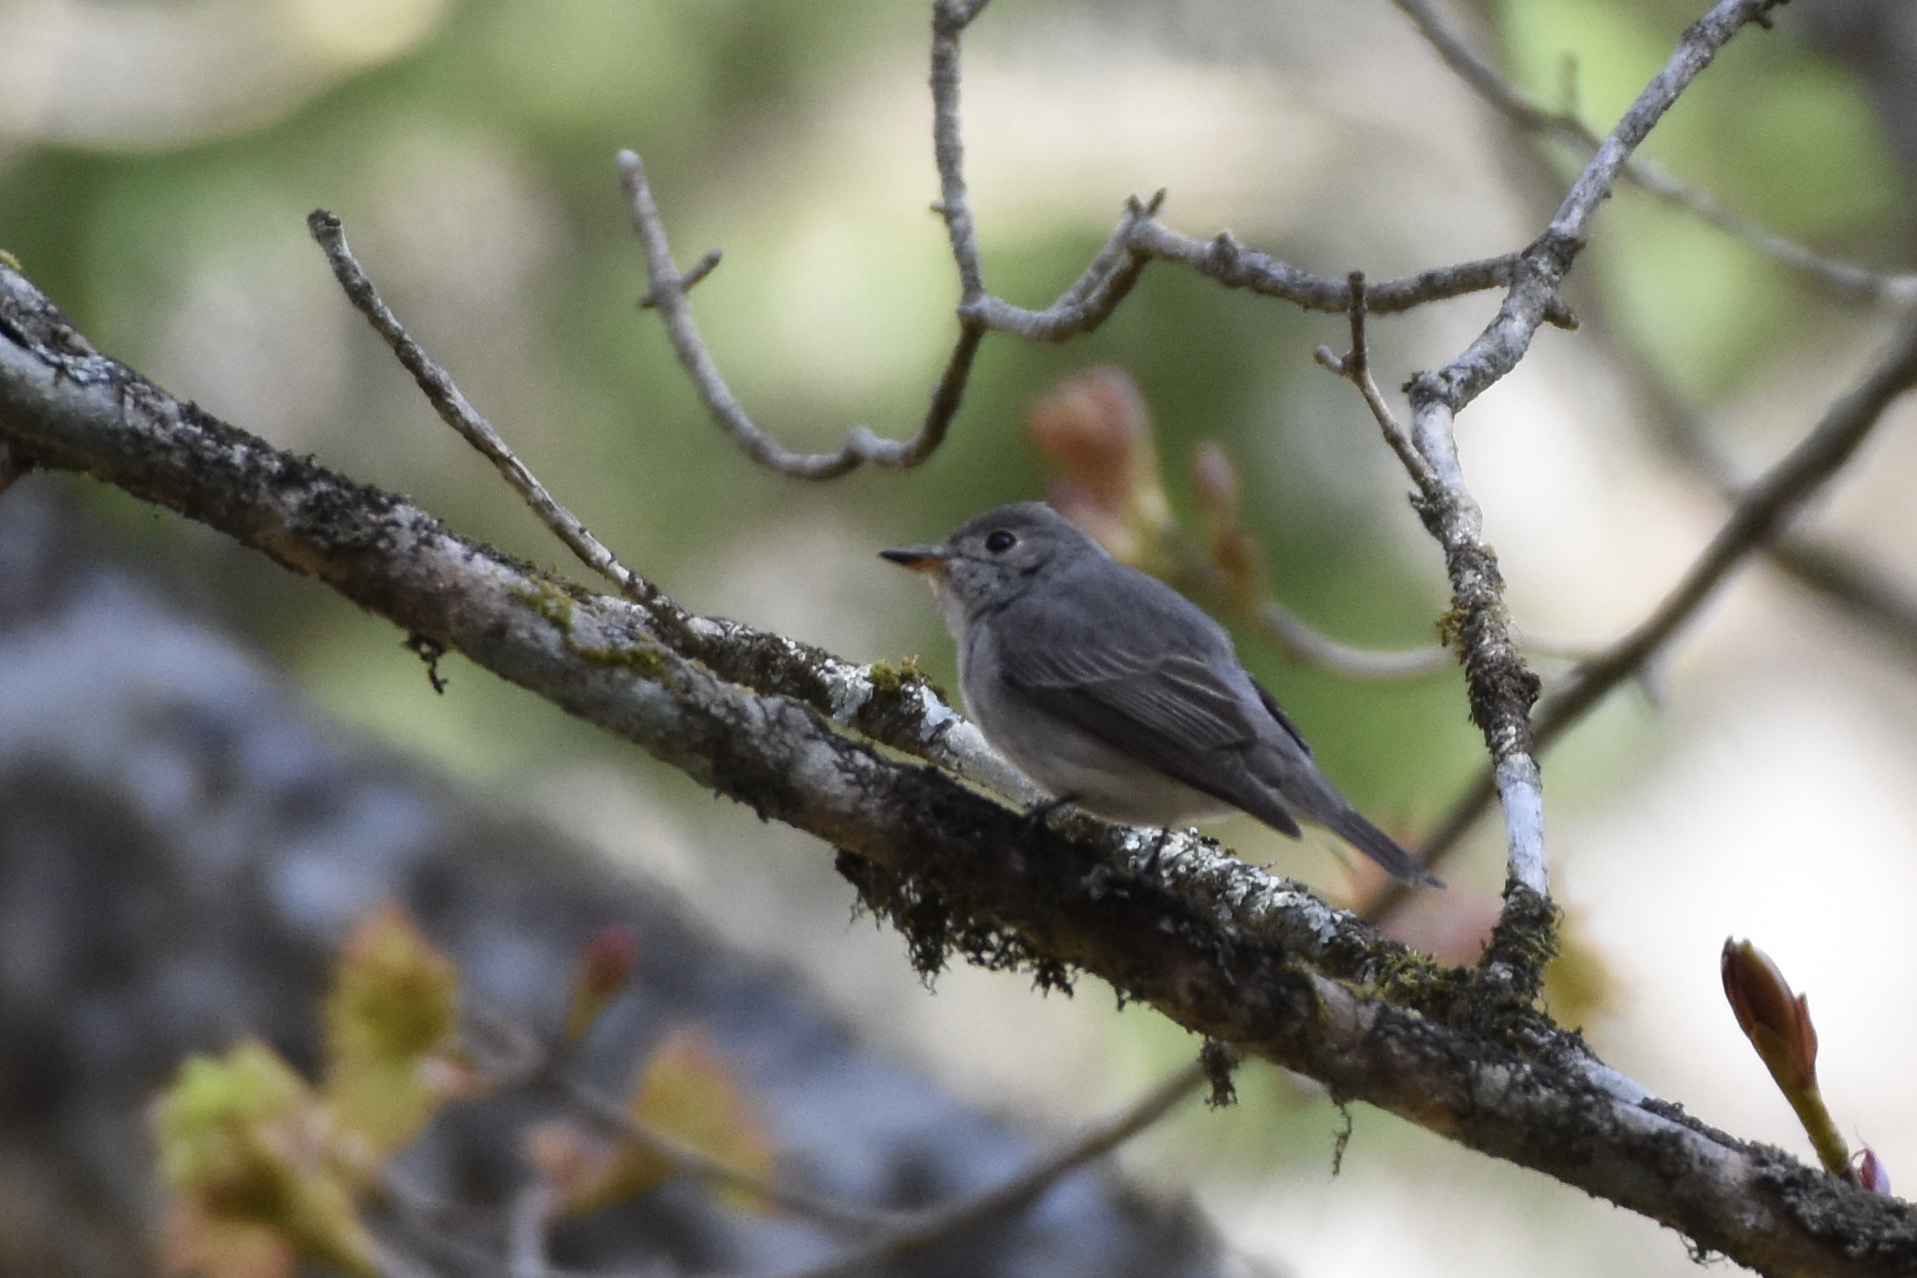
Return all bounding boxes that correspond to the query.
[1328,806,1444,889]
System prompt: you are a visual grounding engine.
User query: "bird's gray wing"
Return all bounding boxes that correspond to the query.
[991,573,1306,834]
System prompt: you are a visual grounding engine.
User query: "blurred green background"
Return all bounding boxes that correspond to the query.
[2,0,1912,1273]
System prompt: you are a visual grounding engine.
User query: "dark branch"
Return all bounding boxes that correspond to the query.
[1535,309,1917,743]
[1596,302,1917,678]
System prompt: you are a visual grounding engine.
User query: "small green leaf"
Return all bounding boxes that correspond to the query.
[151,1041,377,1278]
[323,903,460,1159]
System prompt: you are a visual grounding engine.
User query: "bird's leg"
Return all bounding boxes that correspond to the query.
[1017,792,1079,837]
[1138,828,1176,883]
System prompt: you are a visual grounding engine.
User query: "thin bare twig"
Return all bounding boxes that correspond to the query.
[610,0,992,481]
[1280,270,1588,686]
[958,192,1162,340]
[1310,275,1466,888]
[1535,312,1917,740]
[1550,0,1785,245]
[552,1071,901,1235]
[459,994,905,1235]
[927,0,1399,350]
[306,210,666,609]
[1411,0,1787,421]
[627,0,1584,483]
[958,204,1579,340]
[1283,293,1457,677]
[1314,273,1442,491]
[477,976,1208,1262]
[1253,599,1456,679]
[1573,264,1917,678]
[931,0,991,303]
[1395,0,1917,307]
[767,1060,1207,1278]
[1121,220,1578,327]
[550,1052,1204,1274]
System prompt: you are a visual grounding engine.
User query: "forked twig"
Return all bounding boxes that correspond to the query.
[618,151,981,481]
[1402,304,1917,881]
[1367,0,1791,917]
[541,1053,1206,1266]
[1314,273,1441,492]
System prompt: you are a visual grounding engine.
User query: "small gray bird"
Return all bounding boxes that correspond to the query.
[883,501,1440,887]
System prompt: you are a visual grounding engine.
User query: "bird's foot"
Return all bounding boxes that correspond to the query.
[1017,793,1079,838]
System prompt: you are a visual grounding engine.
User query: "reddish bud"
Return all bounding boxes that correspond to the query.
[581,927,641,1000]
[1046,480,1138,562]
[1721,939,1818,1094]
[1722,938,1850,1175]
[1187,442,1268,608]
[1027,367,1152,516]
[565,926,641,1045]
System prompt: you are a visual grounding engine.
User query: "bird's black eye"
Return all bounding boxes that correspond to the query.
[984,529,1017,554]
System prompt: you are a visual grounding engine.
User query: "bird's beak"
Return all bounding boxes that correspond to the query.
[880,544,949,575]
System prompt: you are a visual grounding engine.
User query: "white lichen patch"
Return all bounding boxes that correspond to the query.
[819,659,874,723]
[911,683,958,735]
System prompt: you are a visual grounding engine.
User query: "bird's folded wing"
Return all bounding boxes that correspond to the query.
[1006,646,1256,750]
[998,629,1305,833]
